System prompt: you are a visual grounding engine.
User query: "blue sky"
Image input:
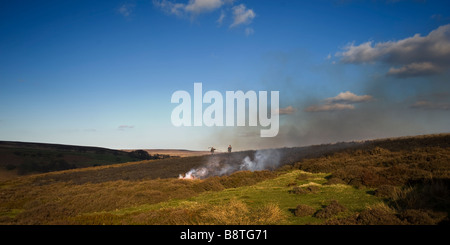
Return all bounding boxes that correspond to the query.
[1,0,449,151]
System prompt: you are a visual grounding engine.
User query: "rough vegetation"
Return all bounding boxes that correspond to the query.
[293,204,316,217]
[314,200,347,219]
[0,133,449,225]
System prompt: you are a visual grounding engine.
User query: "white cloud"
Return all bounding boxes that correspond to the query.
[153,0,229,17]
[325,91,373,104]
[305,103,355,112]
[230,4,255,28]
[153,0,186,16]
[387,62,442,78]
[276,106,296,115]
[217,10,225,25]
[185,0,224,14]
[154,0,256,33]
[153,0,255,34]
[336,24,450,77]
[306,91,373,112]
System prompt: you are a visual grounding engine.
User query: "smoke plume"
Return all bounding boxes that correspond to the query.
[179,149,281,180]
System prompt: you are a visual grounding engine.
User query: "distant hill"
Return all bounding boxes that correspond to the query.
[0,141,172,177]
[122,149,210,158]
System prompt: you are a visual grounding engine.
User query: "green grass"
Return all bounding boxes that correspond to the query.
[0,208,24,219]
[78,170,382,225]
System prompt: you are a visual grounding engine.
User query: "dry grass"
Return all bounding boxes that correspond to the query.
[1,133,449,225]
[0,169,278,224]
[68,199,286,225]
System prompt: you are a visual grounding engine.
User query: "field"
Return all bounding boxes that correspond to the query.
[0,134,449,225]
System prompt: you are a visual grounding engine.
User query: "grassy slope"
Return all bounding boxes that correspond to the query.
[77,170,380,225]
[0,133,449,225]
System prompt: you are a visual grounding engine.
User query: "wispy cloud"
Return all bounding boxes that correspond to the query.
[185,0,224,14]
[305,103,355,112]
[306,91,373,112]
[410,100,450,110]
[153,0,228,17]
[325,91,373,104]
[276,106,296,115]
[245,27,254,36]
[118,3,135,17]
[336,24,450,77]
[153,0,187,16]
[216,10,225,25]
[387,62,442,78]
[230,4,255,28]
[153,0,255,34]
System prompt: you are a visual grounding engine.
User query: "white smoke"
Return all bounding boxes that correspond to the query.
[179,149,281,180]
[240,149,281,171]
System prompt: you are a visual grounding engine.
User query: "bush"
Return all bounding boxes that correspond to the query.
[314,200,347,219]
[356,206,404,225]
[294,204,316,217]
[331,166,389,188]
[326,203,405,225]
[289,185,319,195]
[390,180,450,212]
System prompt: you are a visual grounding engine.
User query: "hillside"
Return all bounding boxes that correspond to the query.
[0,141,173,180]
[123,149,210,158]
[0,133,449,225]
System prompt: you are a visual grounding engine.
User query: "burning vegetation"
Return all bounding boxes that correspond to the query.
[178,149,281,180]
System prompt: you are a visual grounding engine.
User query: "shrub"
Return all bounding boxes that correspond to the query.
[314,200,347,219]
[390,180,450,211]
[356,206,404,225]
[289,185,319,195]
[332,166,388,188]
[294,204,316,217]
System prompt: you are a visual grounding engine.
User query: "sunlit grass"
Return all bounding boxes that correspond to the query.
[74,170,381,225]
